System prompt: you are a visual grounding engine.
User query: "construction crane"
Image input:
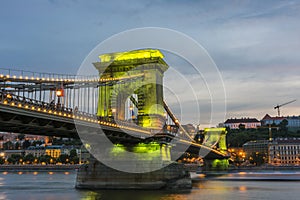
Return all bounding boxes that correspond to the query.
[274,99,296,117]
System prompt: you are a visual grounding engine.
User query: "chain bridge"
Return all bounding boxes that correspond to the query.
[0,49,229,189]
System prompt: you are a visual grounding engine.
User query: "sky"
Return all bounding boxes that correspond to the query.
[1,0,300,127]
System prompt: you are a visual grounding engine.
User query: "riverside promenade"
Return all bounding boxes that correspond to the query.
[0,164,80,171]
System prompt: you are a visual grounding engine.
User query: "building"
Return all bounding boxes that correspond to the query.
[224,118,261,129]
[268,138,300,165]
[45,145,62,158]
[261,114,300,129]
[76,147,91,164]
[261,114,286,126]
[3,150,25,158]
[25,146,45,157]
[243,140,269,158]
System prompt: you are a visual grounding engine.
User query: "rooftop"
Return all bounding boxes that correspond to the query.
[224,118,260,124]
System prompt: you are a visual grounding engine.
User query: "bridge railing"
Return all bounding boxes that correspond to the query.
[0,68,98,81]
[0,91,155,135]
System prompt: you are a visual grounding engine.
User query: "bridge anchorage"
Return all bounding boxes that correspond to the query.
[0,49,229,189]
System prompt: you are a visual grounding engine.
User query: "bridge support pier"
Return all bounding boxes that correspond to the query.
[75,158,191,190]
[202,158,229,171]
[75,141,191,190]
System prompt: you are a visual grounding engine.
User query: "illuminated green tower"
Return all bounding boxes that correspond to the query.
[93,49,169,130]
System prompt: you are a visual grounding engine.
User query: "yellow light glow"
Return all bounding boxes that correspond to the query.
[99,49,164,62]
[56,89,63,97]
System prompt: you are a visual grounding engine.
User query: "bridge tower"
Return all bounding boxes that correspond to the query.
[202,128,229,171]
[93,49,168,130]
[76,49,191,189]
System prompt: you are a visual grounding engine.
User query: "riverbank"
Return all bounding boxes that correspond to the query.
[0,164,80,171]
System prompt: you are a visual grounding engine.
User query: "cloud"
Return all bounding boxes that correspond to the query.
[1,0,300,127]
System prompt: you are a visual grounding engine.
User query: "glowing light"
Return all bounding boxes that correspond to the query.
[56,89,64,97]
[99,49,164,62]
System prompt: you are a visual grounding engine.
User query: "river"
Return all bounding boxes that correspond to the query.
[1,170,300,200]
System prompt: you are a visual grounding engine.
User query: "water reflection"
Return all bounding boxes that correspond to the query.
[0,171,300,199]
[80,190,191,200]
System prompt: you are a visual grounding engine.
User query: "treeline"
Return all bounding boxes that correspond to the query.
[226,125,300,147]
[1,137,82,150]
[0,149,79,165]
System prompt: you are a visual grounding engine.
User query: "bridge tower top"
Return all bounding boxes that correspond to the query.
[93,49,169,130]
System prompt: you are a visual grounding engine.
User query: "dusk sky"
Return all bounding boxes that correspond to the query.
[1,0,300,127]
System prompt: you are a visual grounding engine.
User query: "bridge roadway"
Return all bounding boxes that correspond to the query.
[0,92,227,160]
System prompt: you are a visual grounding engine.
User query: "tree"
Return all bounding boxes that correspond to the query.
[70,149,77,158]
[0,157,5,165]
[279,119,288,136]
[15,142,20,150]
[17,134,25,140]
[7,154,23,164]
[7,157,16,164]
[22,140,31,149]
[249,152,265,166]
[24,154,35,164]
[239,123,246,130]
[70,156,79,164]
[39,155,52,164]
[57,154,69,164]
[3,141,13,150]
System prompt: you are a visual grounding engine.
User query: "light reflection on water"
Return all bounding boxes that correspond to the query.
[0,171,300,200]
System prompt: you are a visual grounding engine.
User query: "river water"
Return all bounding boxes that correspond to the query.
[1,170,300,200]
